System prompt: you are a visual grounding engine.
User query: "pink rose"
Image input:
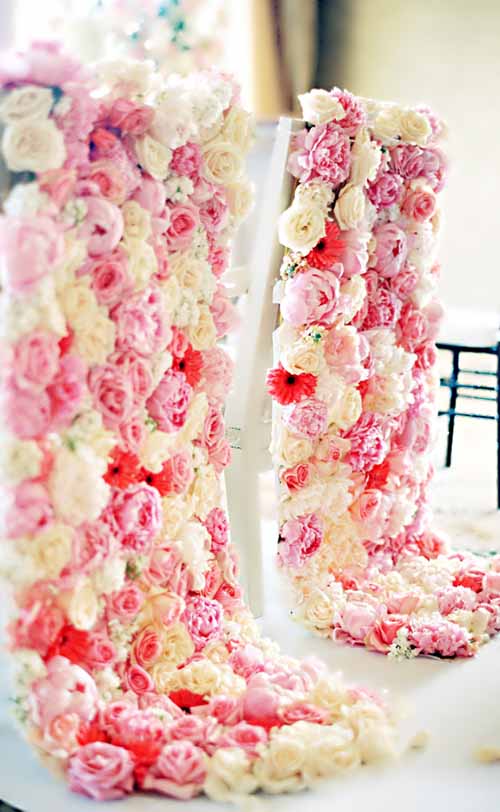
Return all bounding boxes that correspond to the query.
[343,412,388,472]
[107,483,161,553]
[6,480,53,538]
[367,171,403,208]
[278,513,323,569]
[119,415,147,452]
[89,364,135,429]
[141,742,206,800]
[242,682,281,729]
[365,615,406,653]
[133,626,163,668]
[199,190,229,235]
[39,168,77,208]
[4,385,51,439]
[113,286,171,357]
[41,712,81,758]
[79,197,123,256]
[183,597,223,650]
[373,223,408,278]
[210,285,239,338]
[110,350,153,405]
[146,369,192,433]
[48,354,87,430]
[69,742,134,801]
[340,603,377,642]
[0,215,64,295]
[390,264,419,300]
[208,242,229,278]
[203,507,229,553]
[108,97,154,135]
[90,249,132,308]
[84,160,128,205]
[30,656,98,728]
[170,142,202,180]
[12,330,60,391]
[280,702,331,725]
[198,695,242,726]
[108,583,145,621]
[282,462,311,491]
[159,450,194,494]
[132,176,166,215]
[288,122,350,187]
[165,204,198,250]
[284,397,328,439]
[282,266,341,327]
[199,402,225,452]
[351,489,389,534]
[402,186,436,222]
[126,664,155,695]
[217,722,268,757]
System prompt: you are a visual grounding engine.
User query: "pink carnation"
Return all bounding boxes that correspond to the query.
[170,142,202,180]
[282,266,341,327]
[146,369,192,433]
[288,122,350,187]
[278,513,323,569]
[204,507,229,553]
[183,597,223,650]
[330,87,366,135]
[107,483,161,553]
[367,171,403,208]
[69,742,134,801]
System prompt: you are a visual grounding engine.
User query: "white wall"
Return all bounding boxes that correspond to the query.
[343,0,500,311]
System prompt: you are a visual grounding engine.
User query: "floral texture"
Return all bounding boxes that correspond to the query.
[0,50,397,802]
[270,87,500,659]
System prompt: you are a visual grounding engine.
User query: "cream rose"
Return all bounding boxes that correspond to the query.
[177,392,209,447]
[304,726,361,779]
[399,109,432,146]
[278,203,325,254]
[333,386,362,430]
[221,106,255,152]
[122,200,152,241]
[162,623,195,669]
[190,464,220,519]
[2,119,66,173]
[189,305,216,350]
[0,85,54,124]
[226,180,255,223]
[171,253,204,292]
[372,106,403,142]
[49,446,109,526]
[350,127,382,185]
[340,274,367,323]
[135,134,171,180]
[30,524,73,580]
[1,439,43,485]
[298,88,346,126]
[280,339,321,375]
[139,429,176,473]
[149,661,178,694]
[334,183,366,230]
[60,279,99,330]
[202,139,244,185]
[74,312,116,366]
[272,427,313,467]
[175,521,211,590]
[123,238,157,288]
[300,587,334,631]
[254,728,307,793]
[181,658,221,696]
[65,579,99,631]
[205,749,258,802]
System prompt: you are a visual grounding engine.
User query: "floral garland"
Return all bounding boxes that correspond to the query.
[269,88,500,659]
[0,45,397,802]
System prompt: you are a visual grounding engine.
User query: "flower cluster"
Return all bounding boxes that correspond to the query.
[0,47,397,802]
[270,87,500,658]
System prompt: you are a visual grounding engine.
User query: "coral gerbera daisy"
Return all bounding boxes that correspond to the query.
[266,363,317,405]
[306,219,345,270]
[172,344,203,388]
[104,447,143,489]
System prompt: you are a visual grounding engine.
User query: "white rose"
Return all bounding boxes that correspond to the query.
[65,579,99,631]
[162,623,195,669]
[372,106,403,142]
[254,728,307,793]
[280,339,321,375]
[202,139,244,185]
[399,109,432,146]
[350,127,382,185]
[121,200,151,241]
[293,179,334,214]
[188,305,216,351]
[98,58,155,97]
[181,658,221,697]
[334,183,366,230]
[74,312,116,366]
[161,494,194,538]
[221,106,255,152]
[0,85,54,124]
[49,446,109,526]
[278,203,325,254]
[272,426,312,467]
[139,429,176,473]
[226,180,254,223]
[204,749,258,802]
[0,439,43,485]
[2,118,66,173]
[123,238,157,289]
[298,88,346,125]
[175,521,211,590]
[30,524,73,580]
[300,587,334,630]
[135,134,172,180]
[304,726,360,780]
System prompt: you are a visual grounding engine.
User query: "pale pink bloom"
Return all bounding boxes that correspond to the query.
[56,82,100,141]
[390,264,419,300]
[119,415,147,453]
[364,615,407,653]
[146,369,192,433]
[68,742,134,801]
[373,222,408,278]
[367,171,403,209]
[324,328,369,384]
[4,384,51,439]
[107,483,161,554]
[110,350,154,405]
[390,144,426,180]
[210,285,240,338]
[344,412,388,473]
[41,712,81,758]
[71,521,117,574]
[6,480,53,538]
[132,175,166,215]
[351,489,390,537]
[408,619,471,658]
[288,122,350,187]
[199,347,234,403]
[0,41,84,86]
[195,695,242,726]
[108,583,145,621]
[79,197,123,256]
[0,215,64,295]
[242,681,281,729]
[141,742,206,800]
[282,266,341,327]
[12,330,60,391]
[89,364,135,428]
[48,354,87,430]
[284,397,328,440]
[280,702,331,725]
[133,626,163,668]
[165,715,217,749]
[340,603,377,643]
[30,656,98,729]
[39,168,77,208]
[113,285,171,357]
[278,513,323,569]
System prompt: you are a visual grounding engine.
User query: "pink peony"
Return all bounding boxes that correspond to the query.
[6,480,53,538]
[242,681,281,729]
[204,507,229,553]
[141,742,207,800]
[408,619,471,658]
[113,285,171,357]
[282,266,341,327]
[89,364,135,429]
[165,204,199,250]
[183,597,223,650]
[367,171,403,208]
[284,397,328,440]
[69,742,134,801]
[48,354,87,429]
[132,176,166,215]
[1,215,64,295]
[30,656,98,728]
[108,97,154,135]
[146,369,192,433]
[278,513,323,569]
[288,123,350,187]
[343,412,388,472]
[397,302,428,351]
[119,415,147,453]
[110,350,153,405]
[79,197,123,256]
[12,330,60,391]
[390,264,419,300]
[324,328,369,384]
[373,222,408,278]
[107,483,161,553]
[340,603,377,643]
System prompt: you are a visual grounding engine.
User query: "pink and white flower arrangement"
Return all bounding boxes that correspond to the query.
[270,87,500,659]
[0,48,397,802]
